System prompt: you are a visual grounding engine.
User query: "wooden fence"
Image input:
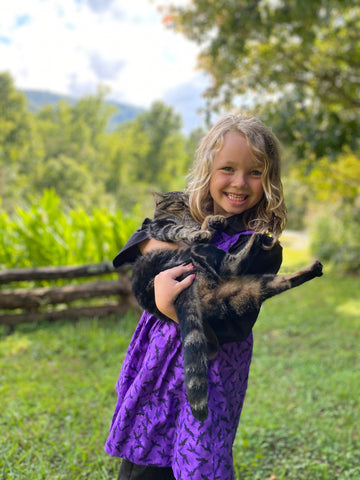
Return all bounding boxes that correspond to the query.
[0,262,140,328]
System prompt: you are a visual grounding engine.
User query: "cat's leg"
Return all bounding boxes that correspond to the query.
[201,215,227,232]
[188,215,227,243]
[149,221,199,244]
[187,228,214,243]
[187,215,228,243]
[149,218,215,244]
[260,260,323,301]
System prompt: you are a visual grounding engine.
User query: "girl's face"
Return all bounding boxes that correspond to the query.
[209,131,264,217]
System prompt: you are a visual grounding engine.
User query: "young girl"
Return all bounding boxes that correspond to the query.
[105,114,287,480]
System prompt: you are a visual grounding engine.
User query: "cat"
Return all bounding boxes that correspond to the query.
[131,192,323,421]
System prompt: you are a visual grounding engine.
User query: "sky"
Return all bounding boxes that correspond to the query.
[0,0,209,132]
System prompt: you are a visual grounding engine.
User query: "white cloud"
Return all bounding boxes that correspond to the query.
[0,0,207,118]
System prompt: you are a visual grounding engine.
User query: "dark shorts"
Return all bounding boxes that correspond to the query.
[117,459,176,480]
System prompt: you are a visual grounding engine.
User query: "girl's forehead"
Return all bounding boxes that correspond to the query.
[215,132,264,164]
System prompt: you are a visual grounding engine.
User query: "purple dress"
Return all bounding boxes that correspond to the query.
[105,230,256,479]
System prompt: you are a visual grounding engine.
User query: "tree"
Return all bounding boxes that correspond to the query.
[99,101,190,211]
[132,101,186,187]
[162,1,360,158]
[0,72,32,165]
[32,88,116,207]
[0,72,41,209]
[32,155,104,210]
[35,88,115,167]
[114,101,188,191]
[101,120,152,210]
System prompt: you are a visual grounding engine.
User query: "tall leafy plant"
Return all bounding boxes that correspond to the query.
[0,190,142,269]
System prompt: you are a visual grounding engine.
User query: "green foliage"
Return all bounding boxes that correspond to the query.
[0,73,42,209]
[119,101,189,192]
[310,205,360,274]
[1,239,359,479]
[305,151,360,204]
[1,69,358,272]
[163,2,360,270]
[255,92,359,162]
[282,173,311,231]
[33,155,104,209]
[0,72,34,166]
[31,87,116,208]
[101,101,191,210]
[303,152,360,273]
[0,190,142,268]
[164,1,360,158]
[165,0,359,109]
[1,73,193,214]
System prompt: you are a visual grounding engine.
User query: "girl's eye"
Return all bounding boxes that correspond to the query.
[222,166,233,172]
[251,170,262,176]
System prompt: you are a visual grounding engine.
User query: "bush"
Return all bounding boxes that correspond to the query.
[310,201,360,274]
[303,151,360,274]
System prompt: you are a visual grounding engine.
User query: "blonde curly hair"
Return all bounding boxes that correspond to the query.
[185,113,287,243]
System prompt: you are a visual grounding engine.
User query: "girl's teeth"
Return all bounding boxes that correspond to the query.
[227,193,246,200]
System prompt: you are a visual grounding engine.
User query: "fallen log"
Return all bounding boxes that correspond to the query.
[0,261,118,284]
[0,278,132,310]
[0,262,140,328]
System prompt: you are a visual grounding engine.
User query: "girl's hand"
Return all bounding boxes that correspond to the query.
[138,238,195,323]
[154,263,195,323]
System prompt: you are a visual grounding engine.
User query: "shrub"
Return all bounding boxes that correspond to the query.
[0,190,142,268]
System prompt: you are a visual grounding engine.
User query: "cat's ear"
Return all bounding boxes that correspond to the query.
[152,191,165,206]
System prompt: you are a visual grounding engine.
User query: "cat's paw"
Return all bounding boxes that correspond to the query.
[311,260,323,277]
[188,230,213,243]
[206,215,227,231]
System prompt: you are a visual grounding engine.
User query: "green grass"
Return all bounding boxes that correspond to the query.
[233,234,360,479]
[0,315,137,480]
[1,235,359,479]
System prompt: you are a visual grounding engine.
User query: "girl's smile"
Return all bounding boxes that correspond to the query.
[209,132,264,217]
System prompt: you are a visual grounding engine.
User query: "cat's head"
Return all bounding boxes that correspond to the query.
[153,191,190,217]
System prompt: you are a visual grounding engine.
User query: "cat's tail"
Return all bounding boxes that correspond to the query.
[175,284,209,421]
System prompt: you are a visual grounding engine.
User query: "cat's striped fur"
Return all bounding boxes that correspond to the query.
[131,192,323,421]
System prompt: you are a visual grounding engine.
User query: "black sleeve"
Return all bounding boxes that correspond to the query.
[113,218,151,268]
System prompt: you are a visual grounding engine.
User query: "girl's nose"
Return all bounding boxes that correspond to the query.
[231,173,247,188]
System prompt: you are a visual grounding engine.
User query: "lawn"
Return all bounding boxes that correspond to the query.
[1,233,359,479]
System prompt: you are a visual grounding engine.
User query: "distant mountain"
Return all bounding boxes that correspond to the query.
[23,89,144,130]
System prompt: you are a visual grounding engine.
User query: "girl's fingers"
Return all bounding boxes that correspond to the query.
[178,272,196,288]
[164,262,194,279]
[154,263,193,285]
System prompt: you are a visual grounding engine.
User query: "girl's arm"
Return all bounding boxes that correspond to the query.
[138,238,179,255]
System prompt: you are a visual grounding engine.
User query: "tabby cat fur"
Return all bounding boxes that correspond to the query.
[131,192,323,421]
